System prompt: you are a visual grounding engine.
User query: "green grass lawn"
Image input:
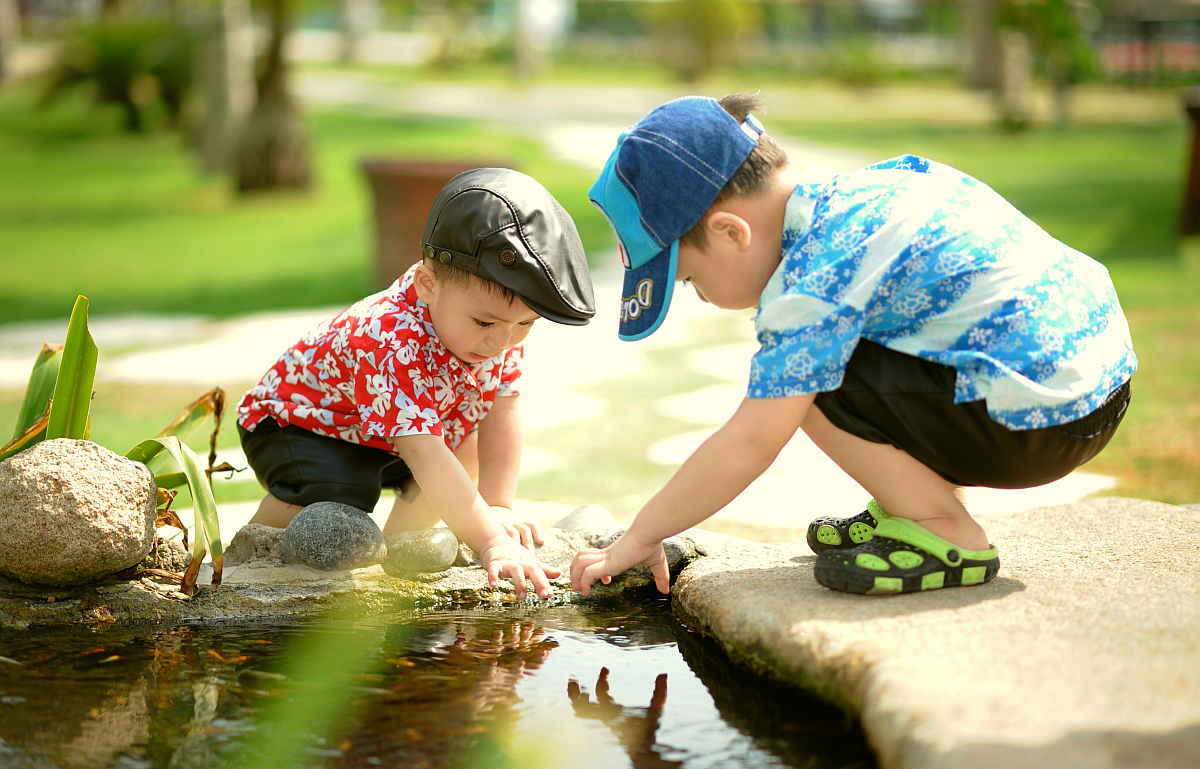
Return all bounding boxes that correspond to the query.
[1,77,1196,509]
[0,85,610,325]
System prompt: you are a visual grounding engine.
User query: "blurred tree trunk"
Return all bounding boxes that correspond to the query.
[997,28,1033,129]
[809,1,829,45]
[513,0,544,81]
[338,0,378,63]
[197,0,254,174]
[0,0,18,83]
[961,0,1002,89]
[234,0,311,193]
[101,0,128,17]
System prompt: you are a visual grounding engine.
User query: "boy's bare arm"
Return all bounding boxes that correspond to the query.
[476,394,543,547]
[391,433,558,599]
[477,394,521,509]
[571,393,815,596]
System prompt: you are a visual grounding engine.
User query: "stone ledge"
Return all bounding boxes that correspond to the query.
[0,528,699,630]
[671,497,1200,769]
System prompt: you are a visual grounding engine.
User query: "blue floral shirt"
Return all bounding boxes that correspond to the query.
[748,155,1136,430]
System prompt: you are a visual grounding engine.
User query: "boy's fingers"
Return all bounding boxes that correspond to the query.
[506,564,527,600]
[528,521,544,545]
[580,563,612,597]
[527,564,552,599]
[569,550,594,588]
[652,554,671,594]
[540,561,563,580]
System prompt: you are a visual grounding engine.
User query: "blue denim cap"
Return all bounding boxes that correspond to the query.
[588,96,763,340]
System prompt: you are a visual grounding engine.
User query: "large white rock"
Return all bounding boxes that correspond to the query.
[0,439,157,586]
[674,498,1200,769]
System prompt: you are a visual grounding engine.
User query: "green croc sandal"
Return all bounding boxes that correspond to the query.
[807,500,889,554]
[813,517,1000,596]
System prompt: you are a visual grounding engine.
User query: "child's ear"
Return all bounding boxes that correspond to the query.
[413,261,439,305]
[707,211,752,250]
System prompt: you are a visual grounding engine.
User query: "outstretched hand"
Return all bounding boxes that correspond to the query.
[489,505,544,549]
[570,532,670,596]
[477,536,561,601]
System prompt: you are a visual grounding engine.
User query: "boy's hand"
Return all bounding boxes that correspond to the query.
[477,536,562,601]
[489,505,544,549]
[570,532,670,597]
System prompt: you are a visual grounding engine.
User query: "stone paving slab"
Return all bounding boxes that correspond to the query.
[672,497,1200,769]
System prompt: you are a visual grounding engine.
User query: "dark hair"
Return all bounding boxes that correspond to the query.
[423,257,518,304]
[679,93,788,250]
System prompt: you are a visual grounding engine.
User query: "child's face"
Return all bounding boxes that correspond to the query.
[415,266,538,363]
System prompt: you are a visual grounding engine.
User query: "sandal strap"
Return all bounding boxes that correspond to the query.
[872,518,998,567]
[865,499,890,521]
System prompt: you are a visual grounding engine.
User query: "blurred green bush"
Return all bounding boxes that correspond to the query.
[640,0,763,81]
[40,16,195,133]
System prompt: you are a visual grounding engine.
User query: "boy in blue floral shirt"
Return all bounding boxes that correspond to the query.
[571,94,1135,596]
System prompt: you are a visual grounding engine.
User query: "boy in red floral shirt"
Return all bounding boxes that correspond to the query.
[236,168,595,599]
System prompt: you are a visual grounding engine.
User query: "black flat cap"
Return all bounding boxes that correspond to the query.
[420,168,595,325]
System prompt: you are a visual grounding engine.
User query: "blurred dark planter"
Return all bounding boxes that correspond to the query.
[1182,87,1200,236]
[360,159,512,288]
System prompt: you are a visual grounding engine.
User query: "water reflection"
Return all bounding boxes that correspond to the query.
[0,602,874,769]
[568,668,678,769]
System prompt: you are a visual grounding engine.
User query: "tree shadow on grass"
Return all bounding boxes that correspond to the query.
[0,265,373,326]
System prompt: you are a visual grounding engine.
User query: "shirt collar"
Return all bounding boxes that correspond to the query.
[398,269,488,391]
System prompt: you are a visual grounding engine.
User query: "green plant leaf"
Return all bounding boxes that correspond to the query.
[12,344,62,441]
[45,296,98,441]
[156,387,226,471]
[154,471,188,490]
[0,411,50,463]
[127,436,223,595]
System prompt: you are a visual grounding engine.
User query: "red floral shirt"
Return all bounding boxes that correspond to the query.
[237,265,522,453]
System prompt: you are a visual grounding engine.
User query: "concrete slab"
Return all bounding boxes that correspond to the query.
[672,497,1200,769]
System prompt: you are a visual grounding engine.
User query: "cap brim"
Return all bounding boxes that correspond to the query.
[617,241,678,341]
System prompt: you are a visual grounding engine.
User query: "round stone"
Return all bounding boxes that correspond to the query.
[281,502,386,571]
[0,439,157,586]
[552,504,617,534]
[382,529,460,577]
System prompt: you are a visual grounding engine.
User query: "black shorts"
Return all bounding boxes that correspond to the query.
[238,419,413,512]
[813,340,1131,489]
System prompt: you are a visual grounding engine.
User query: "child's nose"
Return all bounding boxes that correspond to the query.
[484,326,514,351]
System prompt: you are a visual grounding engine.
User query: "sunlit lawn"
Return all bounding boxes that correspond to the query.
[0,85,609,324]
[1,74,1196,508]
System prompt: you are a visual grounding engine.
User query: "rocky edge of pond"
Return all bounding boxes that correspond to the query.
[0,465,1196,769]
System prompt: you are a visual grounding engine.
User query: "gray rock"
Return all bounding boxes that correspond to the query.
[552,504,617,533]
[382,529,460,576]
[0,439,156,586]
[453,542,476,567]
[135,537,190,573]
[281,502,385,571]
[673,497,1200,769]
[224,523,285,566]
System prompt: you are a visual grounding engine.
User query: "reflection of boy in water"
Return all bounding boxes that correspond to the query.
[337,619,559,767]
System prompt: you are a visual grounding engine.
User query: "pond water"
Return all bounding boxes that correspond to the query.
[0,600,875,769]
